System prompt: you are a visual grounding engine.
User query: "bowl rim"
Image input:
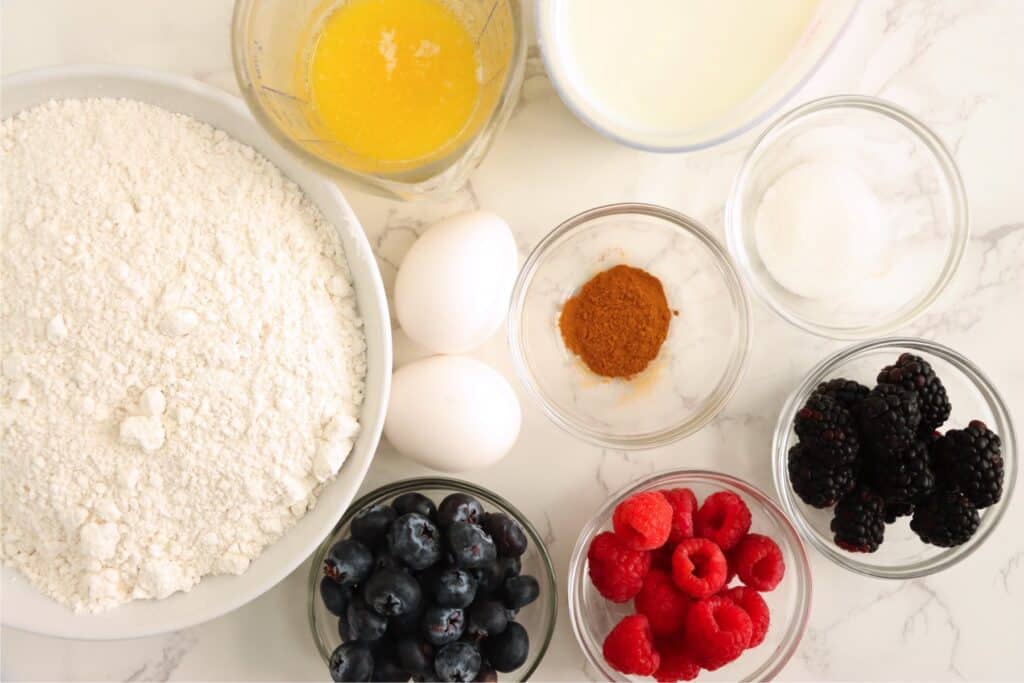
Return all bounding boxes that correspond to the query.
[567,469,813,682]
[725,94,970,340]
[534,0,861,153]
[0,64,392,640]
[507,202,752,450]
[772,337,1017,579]
[307,476,559,680]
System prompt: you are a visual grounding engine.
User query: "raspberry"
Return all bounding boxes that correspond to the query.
[653,636,701,682]
[723,586,770,647]
[651,543,675,572]
[634,569,692,636]
[662,488,698,544]
[685,595,752,671]
[671,538,727,599]
[613,491,673,550]
[694,491,751,551]
[602,614,660,676]
[587,531,652,602]
[732,534,785,592]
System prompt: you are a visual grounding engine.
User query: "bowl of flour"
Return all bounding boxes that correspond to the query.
[0,66,391,639]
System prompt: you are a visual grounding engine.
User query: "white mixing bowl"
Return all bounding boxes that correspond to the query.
[0,65,392,639]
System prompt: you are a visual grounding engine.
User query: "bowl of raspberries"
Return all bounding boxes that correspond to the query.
[568,470,812,682]
[309,478,557,682]
[775,337,1016,578]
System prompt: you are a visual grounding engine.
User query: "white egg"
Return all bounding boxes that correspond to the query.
[385,356,521,472]
[395,211,518,354]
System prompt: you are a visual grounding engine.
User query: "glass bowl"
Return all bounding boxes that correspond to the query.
[308,477,557,680]
[508,203,751,450]
[568,470,812,682]
[535,0,859,152]
[726,95,968,339]
[232,0,526,200]
[773,338,1016,579]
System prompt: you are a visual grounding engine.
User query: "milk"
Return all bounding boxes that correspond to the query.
[552,0,821,139]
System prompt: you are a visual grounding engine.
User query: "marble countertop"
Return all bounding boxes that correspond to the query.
[3,0,1023,680]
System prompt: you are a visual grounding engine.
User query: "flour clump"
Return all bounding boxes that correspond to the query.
[0,98,366,612]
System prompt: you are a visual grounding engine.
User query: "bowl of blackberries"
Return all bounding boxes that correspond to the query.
[309,478,557,682]
[773,337,1016,578]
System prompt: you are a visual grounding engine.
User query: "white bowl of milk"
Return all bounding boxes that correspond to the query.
[537,0,859,152]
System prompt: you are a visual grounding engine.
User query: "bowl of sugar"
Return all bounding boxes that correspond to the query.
[726,95,968,339]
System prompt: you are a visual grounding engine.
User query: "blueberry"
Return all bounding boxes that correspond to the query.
[338,614,355,642]
[432,569,478,608]
[448,522,497,569]
[372,547,406,573]
[498,556,522,579]
[363,567,422,616]
[437,494,484,528]
[434,641,482,682]
[325,539,374,587]
[352,504,398,546]
[476,556,522,596]
[371,655,408,682]
[393,492,437,519]
[396,636,435,678]
[321,576,354,617]
[388,513,442,570]
[421,605,465,645]
[482,621,529,673]
[347,596,389,642]
[502,575,539,609]
[475,664,498,682]
[482,513,528,558]
[466,600,508,639]
[329,642,374,682]
[388,598,424,636]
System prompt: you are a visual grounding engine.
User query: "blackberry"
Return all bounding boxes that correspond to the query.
[814,377,870,412]
[877,353,951,434]
[787,443,856,508]
[910,490,980,547]
[793,394,861,466]
[933,420,1004,509]
[858,384,921,449]
[869,440,936,505]
[830,488,886,553]
[883,500,915,524]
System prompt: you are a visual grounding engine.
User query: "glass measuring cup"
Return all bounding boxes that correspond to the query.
[232,0,525,200]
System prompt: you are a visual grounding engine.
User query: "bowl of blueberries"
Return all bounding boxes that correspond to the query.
[309,477,557,681]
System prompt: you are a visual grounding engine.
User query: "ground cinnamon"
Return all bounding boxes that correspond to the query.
[558,264,673,379]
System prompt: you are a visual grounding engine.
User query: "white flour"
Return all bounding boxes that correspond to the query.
[0,99,366,612]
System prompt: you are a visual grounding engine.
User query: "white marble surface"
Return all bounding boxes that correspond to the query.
[2,0,1023,680]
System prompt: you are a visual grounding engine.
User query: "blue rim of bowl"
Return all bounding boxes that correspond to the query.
[567,469,813,682]
[772,337,1017,579]
[725,95,970,340]
[507,202,752,450]
[307,477,558,679]
[535,0,861,153]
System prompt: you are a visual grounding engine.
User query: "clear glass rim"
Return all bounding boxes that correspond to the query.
[534,0,861,153]
[725,94,970,340]
[306,476,558,680]
[507,202,752,450]
[771,337,1017,579]
[567,469,813,682]
[230,0,527,200]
